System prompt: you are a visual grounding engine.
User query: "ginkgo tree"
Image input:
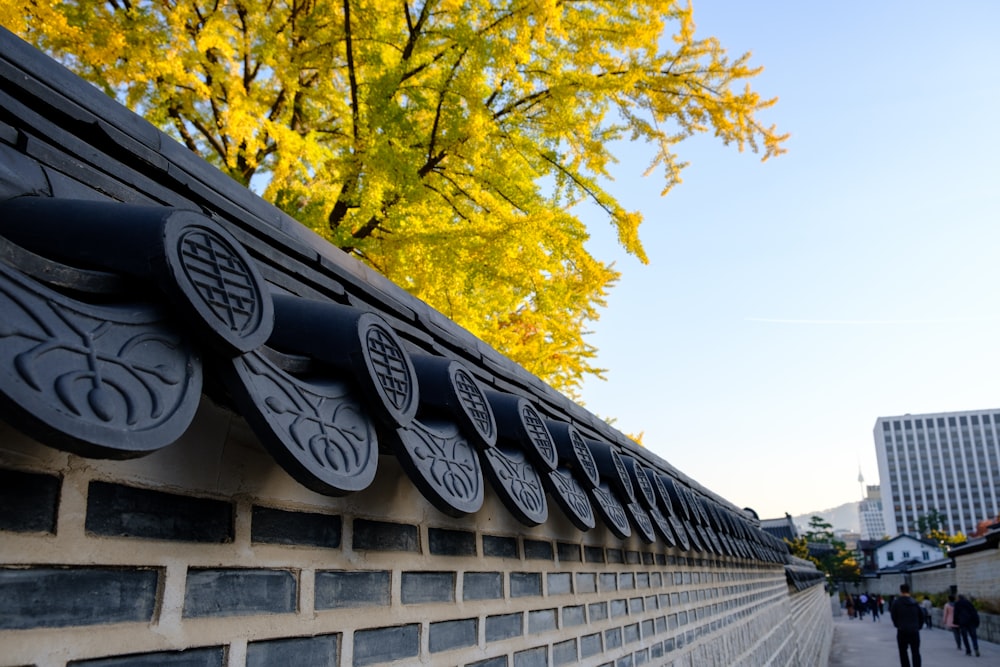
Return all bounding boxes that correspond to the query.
[4,0,786,397]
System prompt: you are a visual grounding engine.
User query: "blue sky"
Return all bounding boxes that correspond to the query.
[578,1,1000,520]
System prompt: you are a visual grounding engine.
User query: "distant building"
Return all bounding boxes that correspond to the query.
[760,513,798,542]
[874,409,1000,537]
[835,530,860,551]
[859,485,886,540]
[861,534,945,572]
[856,539,882,574]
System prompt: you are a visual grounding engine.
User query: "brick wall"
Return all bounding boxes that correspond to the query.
[0,26,830,667]
[910,567,957,597]
[845,542,999,604]
[846,570,954,600]
[786,585,833,665]
[844,574,904,599]
[2,403,827,667]
[955,548,1000,601]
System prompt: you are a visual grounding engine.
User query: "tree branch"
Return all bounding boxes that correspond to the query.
[538,151,614,217]
[343,0,360,143]
[167,105,202,154]
[492,86,552,120]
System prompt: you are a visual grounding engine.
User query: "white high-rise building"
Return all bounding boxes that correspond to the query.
[858,484,885,540]
[874,409,1000,537]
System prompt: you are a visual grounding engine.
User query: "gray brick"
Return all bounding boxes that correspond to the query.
[580,632,602,658]
[641,619,654,638]
[644,595,658,610]
[651,641,664,658]
[655,616,666,634]
[401,571,454,604]
[650,573,662,587]
[528,608,556,634]
[523,539,552,560]
[69,648,224,666]
[430,618,477,653]
[247,634,338,667]
[483,534,518,559]
[552,639,577,666]
[352,520,417,552]
[486,612,523,642]
[546,572,571,595]
[636,573,649,589]
[575,572,596,594]
[562,605,585,627]
[464,571,502,600]
[625,551,640,564]
[252,506,341,549]
[0,468,59,533]
[616,655,634,667]
[629,597,643,614]
[315,571,389,609]
[624,622,639,644]
[353,625,419,666]
[611,599,628,618]
[588,601,608,621]
[606,548,624,564]
[184,569,296,618]
[467,658,507,667]
[0,567,158,629]
[635,648,649,665]
[513,646,547,667]
[599,573,617,592]
[584,546,605,563]
[604,627,622,649]
[556,542,580,562]
[642,552,654,565]
[86,482,232,543]
[620,572,635,590]
[429,527,476,556]
[510,572,541,598]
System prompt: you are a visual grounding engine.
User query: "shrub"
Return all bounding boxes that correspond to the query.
[974,597,1000,614]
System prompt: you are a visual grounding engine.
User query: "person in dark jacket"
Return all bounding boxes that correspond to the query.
[890,583,923,667]
[954,594,981,656]
[870,593,881,622]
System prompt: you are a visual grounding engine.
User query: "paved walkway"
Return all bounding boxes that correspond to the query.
[828,612,999,666]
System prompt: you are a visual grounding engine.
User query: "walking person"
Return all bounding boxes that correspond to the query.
[890,583,923,667]
[870,594,881,622]
[920,595,933,629]
[942,594,961,650]
[954,594,981,657]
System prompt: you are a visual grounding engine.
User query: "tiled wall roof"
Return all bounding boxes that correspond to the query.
[0,27,789,564]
